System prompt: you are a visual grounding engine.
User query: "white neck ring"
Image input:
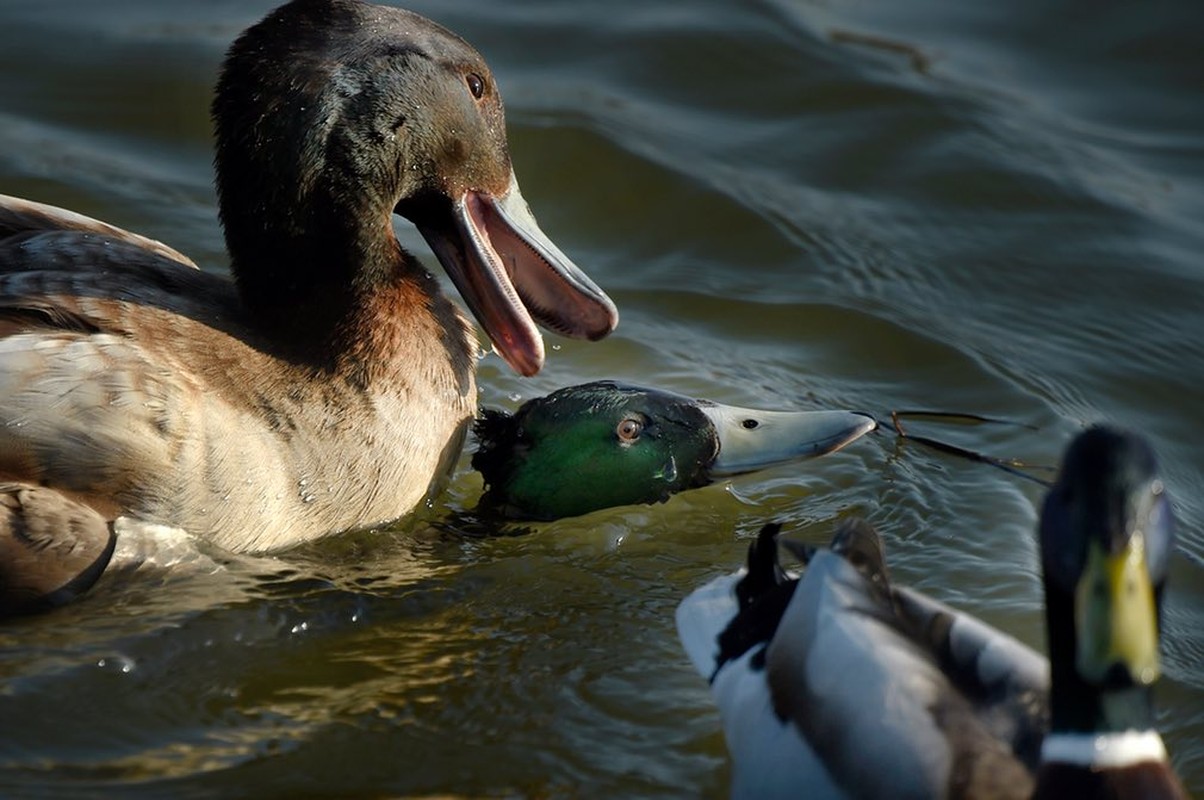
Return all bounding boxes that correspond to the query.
[1041,730,1167,769]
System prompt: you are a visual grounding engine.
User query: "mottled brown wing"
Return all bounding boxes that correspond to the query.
[0,482,115,615]
[0,193,198,270]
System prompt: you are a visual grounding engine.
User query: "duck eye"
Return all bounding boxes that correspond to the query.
[466,72,485,99]
[616,418,643,443]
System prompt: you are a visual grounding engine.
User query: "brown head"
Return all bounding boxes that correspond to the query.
[212,0,617,373]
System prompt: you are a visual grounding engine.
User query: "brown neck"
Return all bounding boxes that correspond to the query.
[331,264,475,393]
[226,212,411,365]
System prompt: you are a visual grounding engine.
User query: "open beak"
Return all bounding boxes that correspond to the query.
[700,404,877,475]
[417,173,618,377]
[1075,534,1160,687]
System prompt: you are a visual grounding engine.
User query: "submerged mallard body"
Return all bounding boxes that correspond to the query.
[472,381,875,520]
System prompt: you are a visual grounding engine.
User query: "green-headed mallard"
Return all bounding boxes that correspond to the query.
[677,426,1187,799]
[472,380,875,520]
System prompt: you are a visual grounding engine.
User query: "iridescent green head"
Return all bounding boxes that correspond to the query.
[1039,426,1175,734]
[472,381,875,520]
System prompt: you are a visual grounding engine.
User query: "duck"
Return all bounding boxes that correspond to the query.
[676,426,1187,799]
[0,0,617,616]
[471,380,876,520]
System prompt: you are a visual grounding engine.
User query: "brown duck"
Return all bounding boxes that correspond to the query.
[0,0,617,615]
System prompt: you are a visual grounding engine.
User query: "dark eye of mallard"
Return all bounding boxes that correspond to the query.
[616,418,642,443]
[466,72,485,99]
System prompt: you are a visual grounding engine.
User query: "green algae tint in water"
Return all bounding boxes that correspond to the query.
[0,0,1202,797]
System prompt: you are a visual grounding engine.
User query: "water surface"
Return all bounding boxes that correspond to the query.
[1,0,1201,796]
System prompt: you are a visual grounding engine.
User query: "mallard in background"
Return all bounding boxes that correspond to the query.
[0,0,617,616]
[472,381,876,520]
[676,426,1187,799]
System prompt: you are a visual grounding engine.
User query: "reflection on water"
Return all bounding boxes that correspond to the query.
[1,0,1202,796]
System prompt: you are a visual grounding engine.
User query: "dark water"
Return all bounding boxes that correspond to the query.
[1,0,1202,796]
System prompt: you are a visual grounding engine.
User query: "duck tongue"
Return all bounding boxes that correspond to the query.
[420,173,617,376]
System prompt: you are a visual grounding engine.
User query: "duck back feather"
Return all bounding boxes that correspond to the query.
[679,520,1050,799]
